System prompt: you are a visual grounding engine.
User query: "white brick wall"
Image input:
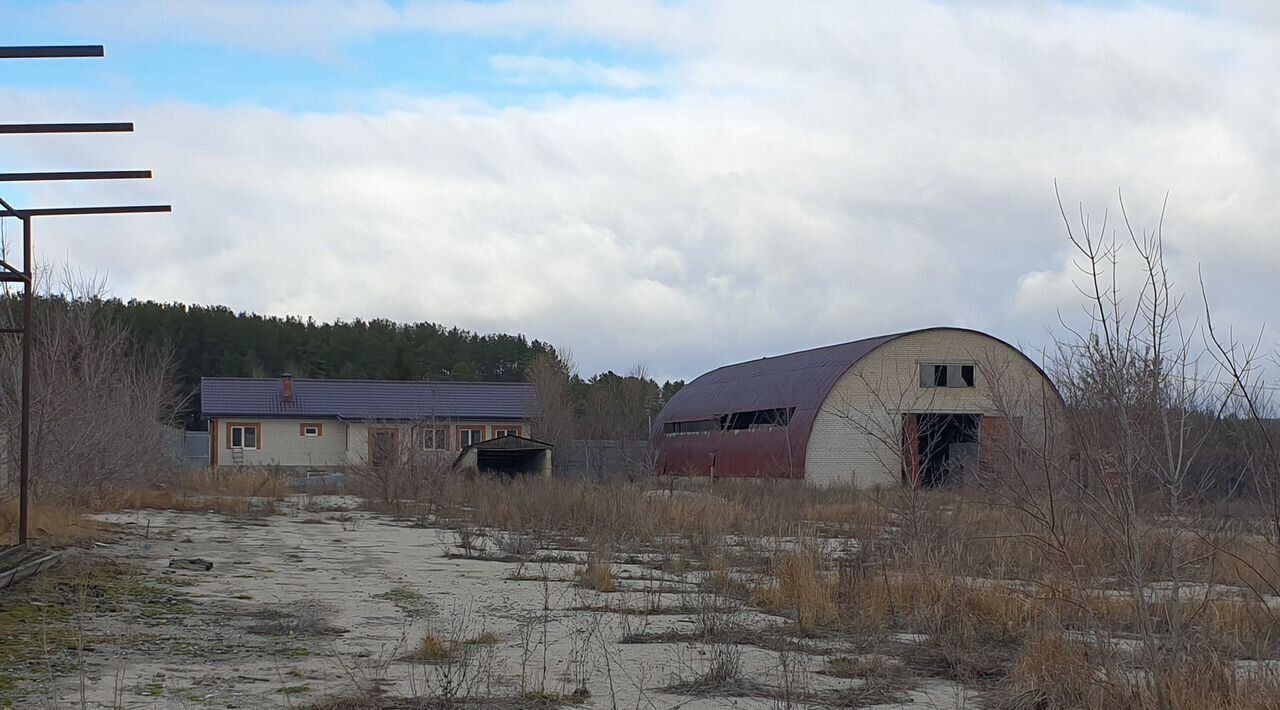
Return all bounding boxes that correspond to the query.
[214,419,527,468]
[214,418,348,469]
[804,329,1061,488]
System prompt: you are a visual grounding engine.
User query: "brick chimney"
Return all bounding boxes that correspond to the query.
[280,372,294,403]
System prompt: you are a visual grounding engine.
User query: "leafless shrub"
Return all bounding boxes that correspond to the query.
[0,277,183,514]
[527,346,577,451]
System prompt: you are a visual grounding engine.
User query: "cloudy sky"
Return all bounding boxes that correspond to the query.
[2,0,1277,380]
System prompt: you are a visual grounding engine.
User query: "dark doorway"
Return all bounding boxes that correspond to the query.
[458,435,553,477]
[913,413,980,487]
[475,448,549,476]
[368,428,400,467]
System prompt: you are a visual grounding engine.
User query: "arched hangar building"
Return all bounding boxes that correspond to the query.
[651,327,1062,488]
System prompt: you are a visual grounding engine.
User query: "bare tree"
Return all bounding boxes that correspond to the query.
[0,272,183,508]
[1201,277,1280,608]
[582,364,659,477]
[527,346,578,450]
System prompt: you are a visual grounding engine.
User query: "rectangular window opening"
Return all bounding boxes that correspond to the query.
[229,424,259,450]
[417,426,449,451]
[459,427,486,448]
[921,363,976,389]
[662,418,721,435]
[664,407,794,435]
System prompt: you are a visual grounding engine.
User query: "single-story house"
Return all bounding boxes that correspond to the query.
[201,375,537,474]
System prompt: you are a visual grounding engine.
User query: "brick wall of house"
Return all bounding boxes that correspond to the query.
[212,418,526,470]
[804,330,1062,488]
[215,418,349,469]
[343,421,525,465]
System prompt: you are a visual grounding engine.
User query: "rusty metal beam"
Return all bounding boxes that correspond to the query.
[18,217,31,546]
[0,170,152,182]
[0,123,133,134]
[0,45,104,59]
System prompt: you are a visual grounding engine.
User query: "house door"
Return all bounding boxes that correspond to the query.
[368,428,400,467]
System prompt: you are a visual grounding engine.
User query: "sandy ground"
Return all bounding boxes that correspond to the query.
[27,497,973,709]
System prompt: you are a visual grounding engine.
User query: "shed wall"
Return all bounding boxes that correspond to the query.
[805,330,1060,487]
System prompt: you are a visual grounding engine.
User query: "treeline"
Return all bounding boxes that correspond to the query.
[102,299,546,381]
[0,296,685,429]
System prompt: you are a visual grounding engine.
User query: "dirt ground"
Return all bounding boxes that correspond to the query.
[8,496,975,709]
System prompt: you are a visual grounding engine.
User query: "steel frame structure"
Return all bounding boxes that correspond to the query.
[2,44,170,546]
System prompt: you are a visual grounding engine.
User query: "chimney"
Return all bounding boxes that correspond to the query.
[280,372,294,403]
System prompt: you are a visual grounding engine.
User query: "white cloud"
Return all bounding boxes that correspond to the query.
[489,55,655,90]
[7,1,1280,380]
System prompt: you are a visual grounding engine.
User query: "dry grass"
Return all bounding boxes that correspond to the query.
[101,469,287,514]
[574,557,615,592]
[0,499,109,546]
[987,634,1101,709]
[751,548,837,629]
[413,633,451,662]
[395,474,898,551]
[993,637,1280,710]
[409,629,498,664]
[10,462,1277,708]
[2,468,288,546]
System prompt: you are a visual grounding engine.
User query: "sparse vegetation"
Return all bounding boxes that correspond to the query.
[6,197,1280,710]
[413,633,452,662]
[573,556,615,592]
[0,556,192,704]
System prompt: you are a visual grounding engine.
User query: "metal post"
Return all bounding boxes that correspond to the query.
[18,216,31,545]
[1,43,169,546]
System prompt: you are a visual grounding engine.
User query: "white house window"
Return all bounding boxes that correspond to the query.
[301,424,321,437]
[229,424,259,450]
[493,427,520,438]
[458,427,485,448]
[417,426,449,450]
[920,363,976,388]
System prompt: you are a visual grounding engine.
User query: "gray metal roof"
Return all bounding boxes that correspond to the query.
[201,377,536,421]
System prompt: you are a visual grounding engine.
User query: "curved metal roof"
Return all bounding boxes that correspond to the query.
[650,327,1053,479]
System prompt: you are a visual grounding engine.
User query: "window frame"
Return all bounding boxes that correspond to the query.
[919,362,977,389]
[226,422,261,450]
[416,425,451,451]
[300,422,323,437]
[457,426,486,448]
[492,426,521,438]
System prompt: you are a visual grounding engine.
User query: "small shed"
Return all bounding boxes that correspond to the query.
[454,434,553,476]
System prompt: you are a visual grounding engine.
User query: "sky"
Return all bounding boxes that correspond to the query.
[1,0,1278,381]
